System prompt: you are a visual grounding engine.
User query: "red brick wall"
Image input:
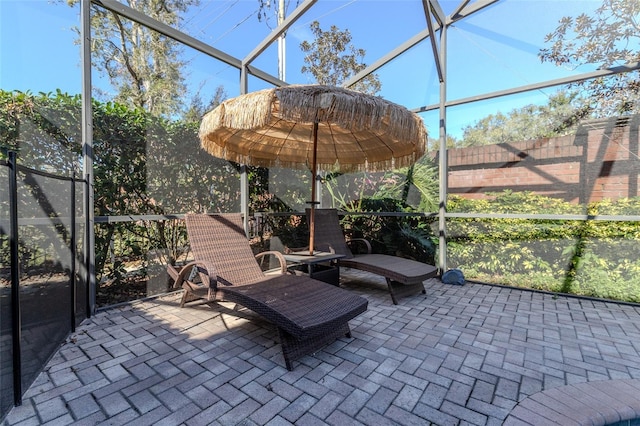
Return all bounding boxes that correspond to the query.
[440,116,640,203]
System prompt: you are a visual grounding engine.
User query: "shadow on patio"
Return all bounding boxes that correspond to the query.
[4,269,640,425]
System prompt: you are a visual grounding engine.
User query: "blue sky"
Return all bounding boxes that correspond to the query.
[1,0,603,138]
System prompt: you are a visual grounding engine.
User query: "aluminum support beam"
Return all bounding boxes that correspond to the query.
[423,0,444,83]
[81,0,95,317]
[9,151,21,406]
[427,0,446,26]
[345,0,497,89]
[70,177,77,332]
[344,29,431,87]
[414,61,640,113]
[244,0,317,66]
[452,0,500,23]
[450,0,472,20]
[93,0,284,87]
[437,24,448,274]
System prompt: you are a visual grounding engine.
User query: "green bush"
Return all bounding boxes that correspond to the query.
[340,198,436,265]
[447,191,640,303]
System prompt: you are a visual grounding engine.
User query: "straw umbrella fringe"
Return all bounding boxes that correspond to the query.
[199,85,427,173]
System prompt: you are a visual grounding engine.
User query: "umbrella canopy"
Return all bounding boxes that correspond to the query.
[199,84,428,253]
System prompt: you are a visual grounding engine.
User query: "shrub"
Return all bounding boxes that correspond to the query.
[447,191,640,303]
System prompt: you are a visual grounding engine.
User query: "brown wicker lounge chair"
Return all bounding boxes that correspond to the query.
[309,209,438,304]
[167,213,368,370]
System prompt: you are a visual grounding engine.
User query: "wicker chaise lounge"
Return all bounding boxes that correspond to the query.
[167,213,368,371]
[309,209,439,304]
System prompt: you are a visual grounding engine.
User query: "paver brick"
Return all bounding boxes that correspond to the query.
[184,400,232,426]
[292,377,330,399]
[128,388,163,414]
[327,409,366,426]
[338,388,371,416]
[153,402,204,426]
[309,391,345,419]
[156,386,194,411]
[96,391,132,417]
[149,372,191,395]
[249,396,290,424]
[364,386,396,414]
[316,375,355,397]
[356,406,398,426]
[231,366,268,389]
[279,394,318,422]
[91,375,138,399]
[123,405,170,426]
[5,276,640,426]
[445,380,472,406]
[213,383,249,407]
[34,396,69,423]
[30,379,84,404]
[393,385,422,412]
[66,393,101,420]
[470,379,496,403]
[269,379,303,402]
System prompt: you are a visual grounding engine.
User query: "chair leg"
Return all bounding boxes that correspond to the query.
[386,279,426,304]
[386,278,399,305]
[278,323,352,371]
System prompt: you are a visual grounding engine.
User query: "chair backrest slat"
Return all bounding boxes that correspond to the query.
[185,213,266,286]
[307,209,354,259]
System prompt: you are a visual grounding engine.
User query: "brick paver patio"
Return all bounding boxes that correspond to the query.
[3,269,640,425]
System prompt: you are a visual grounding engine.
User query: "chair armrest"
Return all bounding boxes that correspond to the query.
[167,260,215,291]
[167,261,217,307]
[347,238,372,254]
[255,250,287,274]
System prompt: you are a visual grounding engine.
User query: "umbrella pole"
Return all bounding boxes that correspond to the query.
[309,121,318,255]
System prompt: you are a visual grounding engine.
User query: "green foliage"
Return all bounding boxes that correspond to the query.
[448,190,583,215]
[248,190,311,251]
[402,157,439,212]
[300,21,382,95]
[7,91,639,304]
[1,90,239,289]
[324,157,439,213]
[539,0,640,116]
[448,191,640,303]
[316,158,439,264]
[0,89,82,174]
[460,91,587,147]
[64,0,199,116]
[339,198,436,265]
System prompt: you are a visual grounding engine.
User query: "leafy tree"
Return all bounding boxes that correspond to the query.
[182,85,227,123]
[459,91,585,146]
[427,134,460,151]
[300,21,381,95]
[539,0,640,116]
[65,0,199,116]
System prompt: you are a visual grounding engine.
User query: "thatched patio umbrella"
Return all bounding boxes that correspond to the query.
[199,84,427,253]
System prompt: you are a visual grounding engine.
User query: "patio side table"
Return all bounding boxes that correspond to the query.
[282,251,345,286]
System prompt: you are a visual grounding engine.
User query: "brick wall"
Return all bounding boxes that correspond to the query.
[440,115,640,203]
